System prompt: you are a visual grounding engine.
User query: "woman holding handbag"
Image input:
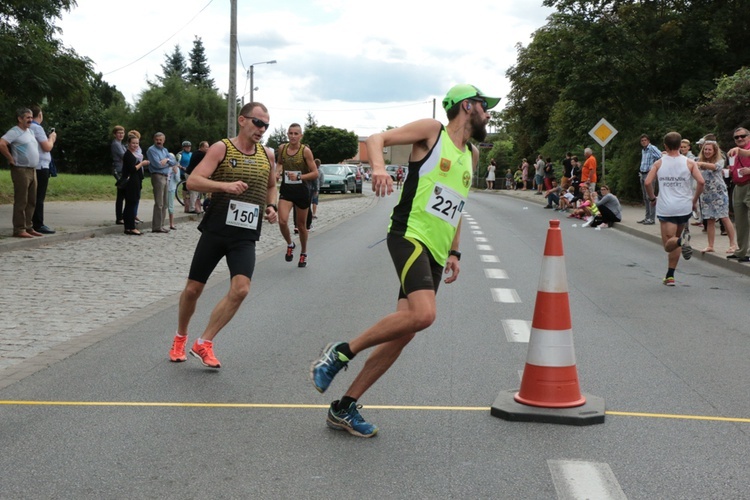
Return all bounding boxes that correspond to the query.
[121,133,149,235]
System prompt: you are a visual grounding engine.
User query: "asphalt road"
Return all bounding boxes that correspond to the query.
[1,191,748,499]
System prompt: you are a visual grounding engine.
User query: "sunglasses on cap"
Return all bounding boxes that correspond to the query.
[734,133,749,140]
[469,98,489,111]
[242,115,270,129]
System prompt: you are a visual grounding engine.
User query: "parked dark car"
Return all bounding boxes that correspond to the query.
[319,164,356,194]
[347,165,363,193]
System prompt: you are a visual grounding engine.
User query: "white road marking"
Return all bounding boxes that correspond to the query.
[548,460,628,500]
[477,244,493,251]
[502,319,531,342]
[484,269,508,279]
[491,288,521,303]
[474,237,488,242]
[472,230,484,235]
[480,255,500,263]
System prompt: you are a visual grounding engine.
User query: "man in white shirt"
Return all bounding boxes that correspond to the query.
[0,108,41,238]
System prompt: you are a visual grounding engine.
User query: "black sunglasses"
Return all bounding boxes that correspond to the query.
[469,98,489,111]
[734,134,748,140]
[242,115,270,129]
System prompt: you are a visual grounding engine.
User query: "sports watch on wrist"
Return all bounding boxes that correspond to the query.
[449,250,461,260]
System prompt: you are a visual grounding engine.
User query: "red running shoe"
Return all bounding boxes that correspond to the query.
[169,334,188,362]
[190,340,221,368]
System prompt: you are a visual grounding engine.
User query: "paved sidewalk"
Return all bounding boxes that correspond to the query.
[0,194,376,384]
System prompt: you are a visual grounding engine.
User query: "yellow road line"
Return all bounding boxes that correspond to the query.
[0,401,748,423]
[605,410,750,424]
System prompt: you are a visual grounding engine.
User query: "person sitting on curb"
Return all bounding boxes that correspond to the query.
[589,185,622,228]
[543,180,561,208]
[557,186,575,212]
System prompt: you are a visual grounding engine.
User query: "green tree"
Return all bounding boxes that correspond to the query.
[697,67,750,146]
[265,126,288,152]
[188,36,214,88]
[304,112,318,129]
[159,45,187,83]
[505,0,750,199]
[303,125,358,164]
[132,75,226,153]
[0,0,92,113]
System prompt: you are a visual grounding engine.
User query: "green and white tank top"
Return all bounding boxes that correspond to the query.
[388,126,472,264]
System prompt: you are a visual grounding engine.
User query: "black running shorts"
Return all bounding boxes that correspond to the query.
[387,233,442,299]
[188,231,257,284]
[279,184,312,210]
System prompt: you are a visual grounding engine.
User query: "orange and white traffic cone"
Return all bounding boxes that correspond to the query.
[491,220,605,425]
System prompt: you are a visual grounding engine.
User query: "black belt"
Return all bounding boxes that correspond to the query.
[153,172,168,177]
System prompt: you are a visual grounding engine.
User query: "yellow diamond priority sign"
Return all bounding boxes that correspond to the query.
[588,118,618,147]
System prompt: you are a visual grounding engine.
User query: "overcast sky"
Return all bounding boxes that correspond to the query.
[58,0,553,138]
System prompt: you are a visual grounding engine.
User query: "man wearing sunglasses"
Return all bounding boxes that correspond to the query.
[310,83,499,437]
[727,127,750,262]
[168,102,278,369]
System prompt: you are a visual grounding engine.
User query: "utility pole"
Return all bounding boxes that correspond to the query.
[227,0,237,137]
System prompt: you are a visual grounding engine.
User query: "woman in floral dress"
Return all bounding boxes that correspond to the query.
[696,140,737,253]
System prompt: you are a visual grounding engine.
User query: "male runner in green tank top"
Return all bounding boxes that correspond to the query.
[311,84,499,437]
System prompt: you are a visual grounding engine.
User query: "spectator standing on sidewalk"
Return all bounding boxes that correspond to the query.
[310,83,498,437]
[534,154,545,194]
[561,152,573,189]
[726,127,750,262]
[121,133,149,235]
[30,105,57,234]
[311,158,322,221]
[186,141,209,214]
[168,102,278,369]
[175,140,192,181]
[695,140,736,254]
[581,148,598,193]
[638,134,662,225]
[645,131,704,286]
[147,132,176,233]
[521,158,529,190]
[0,108,41,238]
[111,126,127,225]
[166,153,179,231]
[486,158,496,190]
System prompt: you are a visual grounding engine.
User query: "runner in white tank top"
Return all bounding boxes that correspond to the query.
[645,132,704,286]
[656,154,694,217]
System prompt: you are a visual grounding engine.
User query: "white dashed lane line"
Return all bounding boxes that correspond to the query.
[484,268,508,279]
[468,211,625,500]
[491,288,522,303]
[548,460,628,500]
[502,319,531,343]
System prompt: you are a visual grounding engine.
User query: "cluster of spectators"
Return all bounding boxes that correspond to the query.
[110,126,209,235]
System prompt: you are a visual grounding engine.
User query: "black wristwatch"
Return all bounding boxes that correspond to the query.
[266,203,277,211]
[449,250,461,261]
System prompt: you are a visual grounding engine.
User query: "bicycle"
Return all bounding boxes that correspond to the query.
[176,179,209,212]
[175,179,188,206]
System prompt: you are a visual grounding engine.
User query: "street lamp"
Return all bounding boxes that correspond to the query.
[249,60,277,103]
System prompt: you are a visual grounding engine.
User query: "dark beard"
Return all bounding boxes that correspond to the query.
[470,111,487,142]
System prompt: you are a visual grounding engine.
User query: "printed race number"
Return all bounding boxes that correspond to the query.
[426,183,465,227]
[284,171,303,184]
[226,200,260,230]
